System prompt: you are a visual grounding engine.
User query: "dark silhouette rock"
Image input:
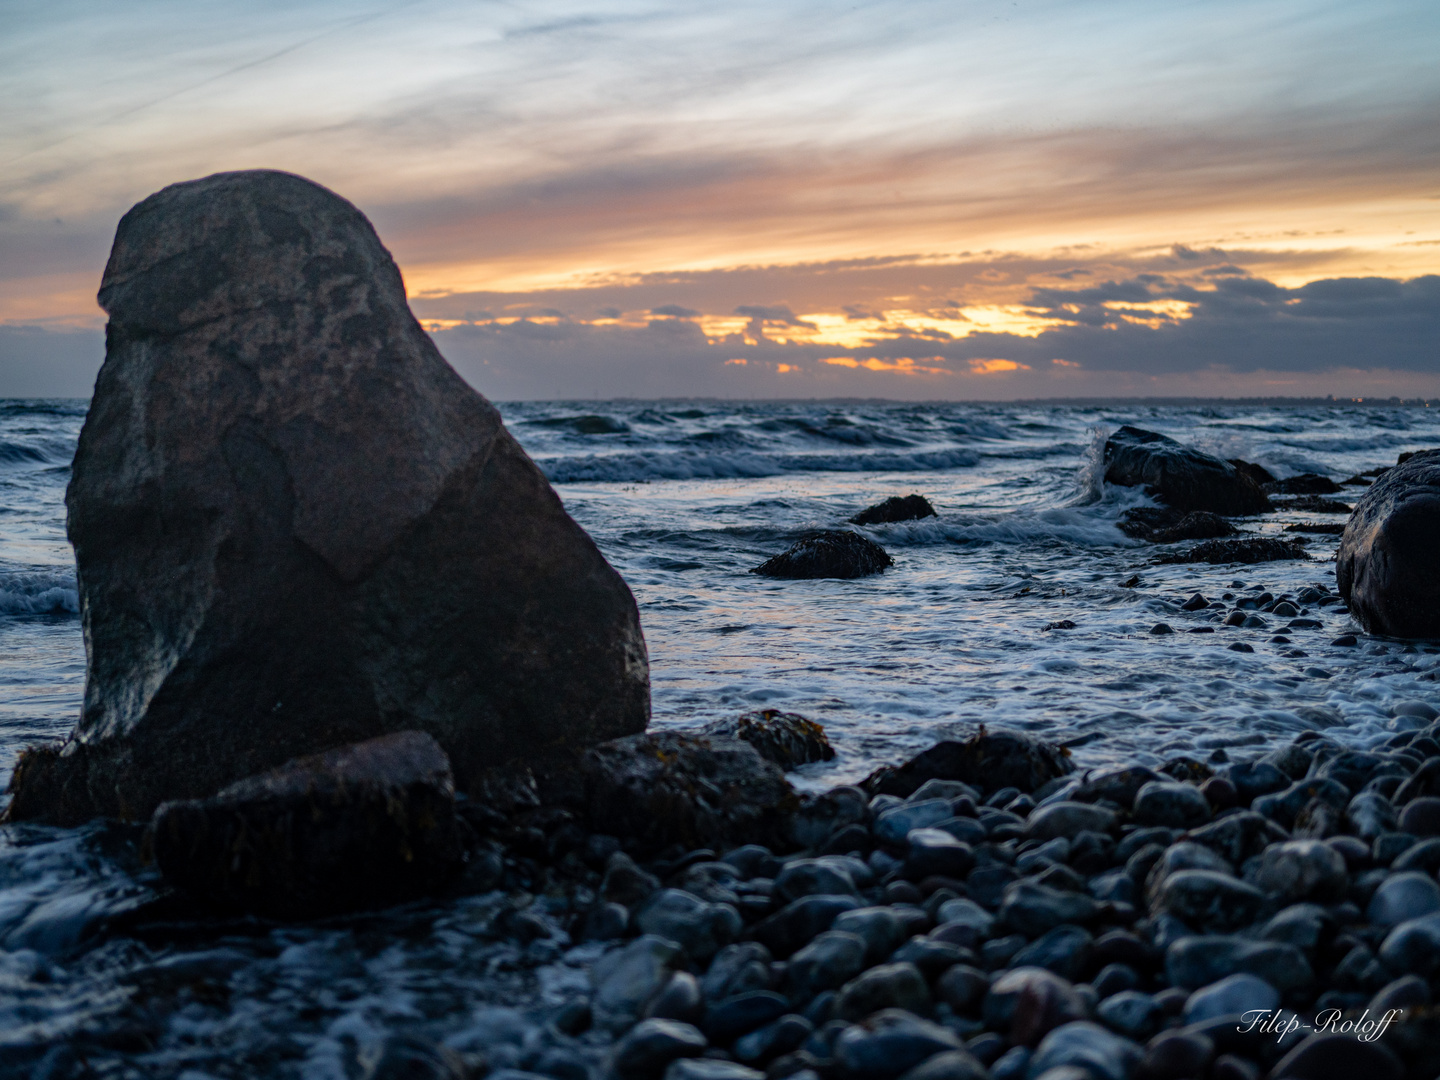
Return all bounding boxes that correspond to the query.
[577,732,798,852]
[1104,427,1271,515]
[1156,538,1310,565]
[1263,472,1342,495]
[700,709,835,769]
[863,727,1074,798]
[5,170,648,826]
[151,731,465,918]
[1337,449,1440,638]
[1271,495,1352,514]
[1228,459,1276,487]
[751,530,893,579]
[850,494,937,526]
[1120,508,1237,543]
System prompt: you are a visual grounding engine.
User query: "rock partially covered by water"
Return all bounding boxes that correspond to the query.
[849,494,937,525]
[1337,448,1440,638]
[751,530,893,579]
[1265,472,1343,495]
[1156,538,1310,565]
[578,732,797,851]
[1117,508,1236,543]
[6,170,648,826]
[151,731,465,918]
[699,710,835,770]
[1103,426,1272,516]
[862,727,1074,798]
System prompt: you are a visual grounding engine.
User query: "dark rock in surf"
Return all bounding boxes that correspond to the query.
[1156,538,1310,565]
[862,727,1074,798]
[1103,426,1271,515]
[1271,495,1352,514]
[150,731,465,918]
[700,709,835,769]
[5,170,648,826]
[1229,459,1276,487]
[1118,507,1236,542]
[578,732,797,852]
[850,494,937,526]
[751,530,893,579]
[1264,472,1342,496]
[1336,448,1440,638]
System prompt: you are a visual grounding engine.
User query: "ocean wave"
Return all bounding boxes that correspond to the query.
[0,571,80,615]
[869,506,1134,549]
[541,447,981,483]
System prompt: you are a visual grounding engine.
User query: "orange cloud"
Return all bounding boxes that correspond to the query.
[820,356,951,376]
[967,358,1031,374]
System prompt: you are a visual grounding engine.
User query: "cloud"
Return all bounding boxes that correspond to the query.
[650,304,699,317]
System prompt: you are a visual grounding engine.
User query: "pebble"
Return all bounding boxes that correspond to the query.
[1091,962,1140,999]
[585,902,631,941]
[935,897,995,939]
[636,890,743,962]
[1398,796,1440,836]
[647,972,705,1024]
[1368,973,1430,1013]
[1165,936,1313,992]
[834,962,931,1021]
[1024,802,1118,841]
[891,936,965,977]
[1365,871,1440,927]
[875,800,959,844]
[702,943,774,1002]
[1009,925,1093,981]
[703,990,790,1042]
[733,1014,813,1065]
[1150,623,1173,635]
[832,1008,963,1079]
[1254,840,1349,902]
[988,1046,1030,1080]
[1223,760,1289,803]
[1260,904,1331,951]
[893,1049,990,1080]
[983,967,1087,1044]
[1391,836,1440,872]
[833,907,913,963]
[1026,1021,1142,1080]
[752,895,862,957]
[664,1062,765,1080]
[611,1019,708,1080]
[936,964,990,1014]
[1152,870,1264,931]
[786,931,868,997]
[1138,1031,1214,1080]
[1263,744,1314,779]
[904,829,975,881]
[592,935,686,1031]
[774,861,859,904]
[1268,1032,1405,1080]
[1183,973,1280,1024]
[1133,781,1211,829]
[1095,990,1161,1040]
[1377,911,1440,977]
[998,881,1099,937]
[1228,642,1254,652]
[1252,778,1350,829]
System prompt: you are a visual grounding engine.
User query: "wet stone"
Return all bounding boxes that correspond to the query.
[1391,836,1440,872]
[834,962,931,1022]
[987,1046,1030,1080]
[787,931,868,997]
[983,966,1087,1044]
[1378,911,1440,977]
[664,1061,765,1080]
[774,860,860,904]
[1025,802,1118,841]
[832,1009,963,1079]
[1010,925,1093,981]
[1183,973,1279,1024]
[647,972,705,1024]
[1027,1021,1143,1080]
[1138,1031,1214,1080]
[1261,904,1332,952]
[703,990,790,1042]
[752,895,862,958]
[833,907,912,964]
[1152,871,1263,932]
[612,1019,708,1080]
[1365,872,1440,927]
[1398,796,1440,836]
[636,890,743,963]
[904,829,975,882]
[1223,761,1289,804]
[702,943,774,1003]
[733,1014,813,1065]
[890,936,965,977]
[1096,990,1161,1040]
[593,935,686,1032]
[893,1049,990,1080]
[1165,936,1313,992]
[1345,792,1398,840]
[1268,1032,1405,1080]
[874,800,958,844]
[999,881,1098,937]
[1132,781,1211,829]
[1368,973,1430,1013]
[936,964,990,1015]
[1254,840,1348,903]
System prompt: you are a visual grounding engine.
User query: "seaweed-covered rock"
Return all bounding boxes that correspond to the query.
[1336,448,1440,638]
[1264,473,1343,495]
[5,170,648,826]
[578,732,797,851]
[850,494,937,526]
[1118,508,1236,543]
[1103,427,1271,515]
[699,710,834,769]
[150,731,465,918]
[1271,494,1353,514]
[862,727,1074,798]
[1156,538,1310,565]
[750,530,893,579]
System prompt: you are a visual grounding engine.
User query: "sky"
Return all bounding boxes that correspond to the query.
[1,0,1438,400]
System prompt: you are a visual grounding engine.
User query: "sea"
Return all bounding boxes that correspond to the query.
[1,397,1438,1075]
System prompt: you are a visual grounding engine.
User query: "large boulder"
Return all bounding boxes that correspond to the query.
[1337,448,1440,638]
[150,730,465,918]
[5,170,648,825]
[863,727,1074,797]
[1103,427,1271,515]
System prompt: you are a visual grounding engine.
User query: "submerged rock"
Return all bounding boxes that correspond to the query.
[1156,538,1310,565]
[6,170,648,826]
[850,494,937,525]
[1264,473,1343,495]
[1336,448,1440,637]
[150,731,465,918]
[1118,507,1236,543]
[699,710,834,769]
[1103,427,1271,516]
[750,530,894,579]
[862,727,1074,798]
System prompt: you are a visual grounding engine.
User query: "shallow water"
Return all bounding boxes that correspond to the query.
[1,397,1438,1074]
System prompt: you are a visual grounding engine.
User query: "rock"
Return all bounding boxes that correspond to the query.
[833,907,912,963]
[904,829,975,881]
[1368,974,1430,1013]
[862,728,1074,798]
[593,936,686,1032]
[580,732,796,851]
[603,852,663,908]
[1365,872,1440,927]
[751,530,893,579]
[1025,802,1118,841]
[1151,871,1264,932]
[1027,1021,1143,1080]
[936,964,991,1014]
[1151,512,1238,543]
[699,711,835,770]
[586,902,632,941]
[834,962,931,1021]
[1345,792,1398,839]
[1263,744,1315,781]
[1132,782,1210,829]
[5,171,648,826]
[635,890,743,962]
[1274,494,1353,513]
[1392,836,1440,872]
[999,881,1098,937]
[702,943,773,1002]
[733,1014,812,1065]
[1102,427,1271,515]
[1261,904,1332,952]
[1182,974,1279,1024]
[1268,1032,1405,1080]
[1156,538,1309,565]
[1266,473,1343,496]
[935,897,996,941]
[983,967,1087,1043]
[787,931,869,997]
[1336,448,1440,637]
[1096,991,1162,1040]
[850,495,937,526]
[1187,813,1287,866]
[703,990,790,1041]
[360,1036,469,1080]
[790,787,871,850]
[1378,911,1440,977]
[1254,841,1348,903]
[1398,796,1440,836]
[611,1019,708,1080]
[1223,761,1289,804]
[1394,757,1440,804]
[647,972,705,1024]
[1072,766,1162,807]
[665,1063,764,1080]
[894,1049,989,1080]
[752,895,862,958]
[775,860,860,904]
[1136,1031,1214,1080]
[1252,779,1350,830]
[1165,936,1312,992]
[988,1046,1030,1080]
[1010,925,1093,981]
[832,1009,964,1079]
[149,731,464,917]
[875,799,961,844]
